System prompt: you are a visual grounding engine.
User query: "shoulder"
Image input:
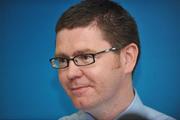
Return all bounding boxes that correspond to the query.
[130,90,176,120]
[143,105,176,120]
[58,111,87,120]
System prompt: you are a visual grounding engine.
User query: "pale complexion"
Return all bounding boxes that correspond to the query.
[55,25,138,120]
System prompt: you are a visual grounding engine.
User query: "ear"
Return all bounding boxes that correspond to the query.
[121,43,139,74]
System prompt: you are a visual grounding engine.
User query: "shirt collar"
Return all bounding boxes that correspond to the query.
[114,89,145,119]
[85,90,144,120]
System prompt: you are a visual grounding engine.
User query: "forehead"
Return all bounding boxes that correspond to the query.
[55,26,111,56]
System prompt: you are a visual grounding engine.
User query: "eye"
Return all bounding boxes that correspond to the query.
[75,54,94,65]
[79,54,93,60]
[58,57,67,63]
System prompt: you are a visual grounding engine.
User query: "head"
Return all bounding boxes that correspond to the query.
[56,0,140,63]
[52,0,140,113]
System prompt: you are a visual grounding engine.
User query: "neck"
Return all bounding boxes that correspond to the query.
[86,79,134,120]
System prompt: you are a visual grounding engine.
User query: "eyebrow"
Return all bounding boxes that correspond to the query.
[55,48,97,58]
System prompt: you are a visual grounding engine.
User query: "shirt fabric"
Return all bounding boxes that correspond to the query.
[59,91,176,120]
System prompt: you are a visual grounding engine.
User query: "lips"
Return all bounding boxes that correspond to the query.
[71,85,91,96]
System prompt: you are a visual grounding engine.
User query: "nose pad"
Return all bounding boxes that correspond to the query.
[67,60,82,81]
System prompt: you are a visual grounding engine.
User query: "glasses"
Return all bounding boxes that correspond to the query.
[49,47,120,69]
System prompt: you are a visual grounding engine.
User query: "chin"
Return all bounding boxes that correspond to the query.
[72,97,96,110]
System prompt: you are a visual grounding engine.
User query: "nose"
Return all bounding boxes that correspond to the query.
[66,60,83,81]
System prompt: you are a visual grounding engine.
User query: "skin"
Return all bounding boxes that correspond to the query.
[55,25,139,120]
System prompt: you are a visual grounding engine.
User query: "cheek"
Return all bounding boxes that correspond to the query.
[83,65,117,91]
[58,71,68,89]
[84,60,124,91]
[58,72,75,98]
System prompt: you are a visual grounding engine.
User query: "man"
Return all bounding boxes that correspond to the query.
[50,0,175,120]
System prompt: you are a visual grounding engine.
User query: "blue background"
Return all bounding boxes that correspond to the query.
[0,0,179,119]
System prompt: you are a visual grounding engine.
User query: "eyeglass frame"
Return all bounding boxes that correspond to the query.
[49,47,120,69]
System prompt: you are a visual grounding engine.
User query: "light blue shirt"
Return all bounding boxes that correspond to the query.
[59,91,176,120]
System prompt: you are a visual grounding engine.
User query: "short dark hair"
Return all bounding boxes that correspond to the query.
[56,0,140,71]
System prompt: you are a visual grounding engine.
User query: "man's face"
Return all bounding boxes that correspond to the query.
[55,26,128,111]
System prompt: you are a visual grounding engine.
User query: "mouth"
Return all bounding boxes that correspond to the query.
[71,85,91,96]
